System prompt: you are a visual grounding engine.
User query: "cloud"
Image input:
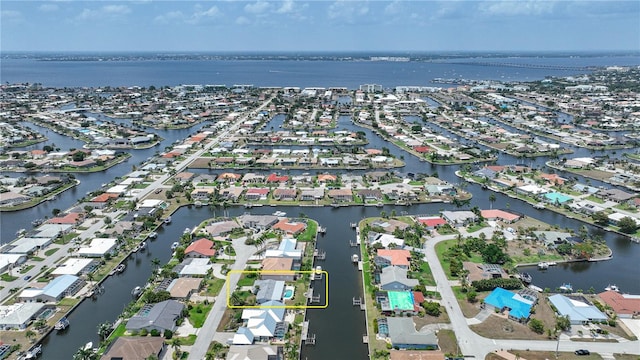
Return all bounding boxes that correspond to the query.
[384,0,403,15]
[102,5,131,15]
[38,4,59,12]
[187,5,221,24]
[76,5,131,21]
[244,1,271,15]
[236,16,251,25]
[478,0,556,16]
[154,11,185,24]
[328,0,369,23]
[1,9,24,24]
[275,0,295,14]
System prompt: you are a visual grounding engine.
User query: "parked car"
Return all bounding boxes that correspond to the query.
[575,349,590,356]
[154,189,162,194]
[23,275,32,281]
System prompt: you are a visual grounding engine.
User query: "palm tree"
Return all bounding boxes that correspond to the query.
[151,258,161,273]
[97,321,112,341]
[489,193,496,209]
[25,329,36,343]
[73,346,97,360]
[169,337,183,359]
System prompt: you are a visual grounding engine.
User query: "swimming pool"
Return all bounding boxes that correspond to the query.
[283,286,295,300]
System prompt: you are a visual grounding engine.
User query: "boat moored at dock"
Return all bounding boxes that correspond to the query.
[54,316,69,331]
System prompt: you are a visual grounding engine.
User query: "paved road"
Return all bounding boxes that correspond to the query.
[186,237,256,360]
[423,234,640,358]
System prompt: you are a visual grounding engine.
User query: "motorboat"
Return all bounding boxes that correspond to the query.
[183,227,191,234]
[131,286,142,297]
[272,211,287,217]
[604,284,620,292]
[519,272,532,283]
[171,242,180,250]
[148,232,157,239]
[164,216,172,224]
[116,264,126,273]
[537,262,549,270]
[139,241,147,251]
[559,283,573,292]
[23,344,42,359]
[54,317,69,331]
[352,254,359,263]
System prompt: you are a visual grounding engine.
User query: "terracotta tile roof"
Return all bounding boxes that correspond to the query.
[598,290,640,316]
[47,212,83,224]
[273,218,306,235]
[261,257,294,271]
[377,249,411,267]
[184,238,216,257]
[92,193,120,202]
[417,217,446,227]
[480,209,520,222]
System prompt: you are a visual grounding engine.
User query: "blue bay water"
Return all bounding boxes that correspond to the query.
[2,54,639,88]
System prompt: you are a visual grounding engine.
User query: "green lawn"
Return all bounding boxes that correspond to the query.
[297,220,318,242]
[188,303,213,328]
[31,256,45,262]
[435,240,457,280]
[585,195,605,204]
[0,274,17,282]
[206,278,226,296]
[237,275,257,287]
[107,323,127,341]
[44,248,59,256]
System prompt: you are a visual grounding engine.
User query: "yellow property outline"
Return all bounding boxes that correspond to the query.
[226,270,328,309]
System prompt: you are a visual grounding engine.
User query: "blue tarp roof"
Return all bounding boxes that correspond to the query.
[484,287,532,320]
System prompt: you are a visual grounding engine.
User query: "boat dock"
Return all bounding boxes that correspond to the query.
[313,249,326,260]
[353,297,365,310]
[301,321,316,345]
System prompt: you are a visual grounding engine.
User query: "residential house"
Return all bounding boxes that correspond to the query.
[375,249,411,269]
[327,188,353,202]
[548,294,608,325]
[598,290,640,319]
[273,188,297,201]
[245,188,270,201]
[272,218,306,236]
[236,214,279,231]
[253,279,285,304]
[357,189,384,202]
[299,188,324,201]
[261,258,295,281]
[205,220,241,237]
[166,278,203,300]
[100,336,165,360]
[379,266,418,291]
[483,287,533,322]
[125,300,185,333]
[441,210,477,227]
[184,238,217,258]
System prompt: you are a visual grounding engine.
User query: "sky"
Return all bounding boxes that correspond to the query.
[1,0,639,53]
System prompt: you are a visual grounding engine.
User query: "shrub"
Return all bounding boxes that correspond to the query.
[150,329,161,337]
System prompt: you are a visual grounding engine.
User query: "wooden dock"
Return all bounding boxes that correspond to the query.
[301,321,315,345]
[313,249,326,260]
[349,241,358,247]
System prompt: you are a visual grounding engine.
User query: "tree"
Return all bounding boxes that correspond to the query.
[73,346,98,360]
[489,193,496,209]
[421,301,441,316]
[617,217,638,234]
[25,329,36,343]
[169,337,183,359]
[592,211,609,226]
[97,321,112,340]
[151,258,161,273]
[481,243,509,264]
[529,318,545,334]
[556,315,571,332]
[52,208,62,217]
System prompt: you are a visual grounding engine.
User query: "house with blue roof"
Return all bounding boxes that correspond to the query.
[18,274,84,303]
[548,294,608,325]
[484,287,533,322]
